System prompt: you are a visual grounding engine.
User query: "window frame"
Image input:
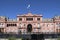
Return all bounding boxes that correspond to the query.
[19,18,22,21]
[26,18,33,21]
[37,18,40,21]
[7,24,17,27]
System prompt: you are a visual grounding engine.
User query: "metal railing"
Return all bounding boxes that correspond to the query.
[21,32,60,34]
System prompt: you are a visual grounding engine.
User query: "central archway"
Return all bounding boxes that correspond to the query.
[27,24,32,32]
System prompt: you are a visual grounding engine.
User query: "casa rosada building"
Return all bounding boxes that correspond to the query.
[0,13,60,34]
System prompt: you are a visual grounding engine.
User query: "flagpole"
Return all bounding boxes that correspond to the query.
[27,4,31,13]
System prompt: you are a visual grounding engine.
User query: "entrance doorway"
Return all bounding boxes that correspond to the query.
[27,24,32,32]
[0,28,4,33]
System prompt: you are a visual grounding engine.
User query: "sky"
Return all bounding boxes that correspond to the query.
[0,0,60,19]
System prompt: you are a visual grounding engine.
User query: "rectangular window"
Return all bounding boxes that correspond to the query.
[7,24,17,27]
[19,18,22,21]
[37,18,40,21]
[26,18,33,21]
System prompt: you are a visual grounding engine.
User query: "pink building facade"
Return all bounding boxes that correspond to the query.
[0,13,60,34]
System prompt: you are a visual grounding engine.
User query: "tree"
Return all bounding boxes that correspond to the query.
[8,36,16,40]
[57,37,60,40]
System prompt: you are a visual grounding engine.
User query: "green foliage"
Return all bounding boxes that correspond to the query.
[19,38,22,40]
[57,37,60,40]
[8,36,16,40]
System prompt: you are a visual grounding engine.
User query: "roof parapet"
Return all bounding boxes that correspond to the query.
[17,13,42,17]
[42,18,53,22]
[53,16,60,19]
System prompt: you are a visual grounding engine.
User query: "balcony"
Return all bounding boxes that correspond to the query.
[0,25,5,28]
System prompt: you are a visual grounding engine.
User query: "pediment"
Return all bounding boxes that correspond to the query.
[17,13,42,17]
[25,13,33,16]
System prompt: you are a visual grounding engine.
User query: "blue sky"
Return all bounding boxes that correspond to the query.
[0,0,60,19]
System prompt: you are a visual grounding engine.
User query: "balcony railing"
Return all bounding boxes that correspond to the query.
[21,32,60,34]
[0,25,5,28]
